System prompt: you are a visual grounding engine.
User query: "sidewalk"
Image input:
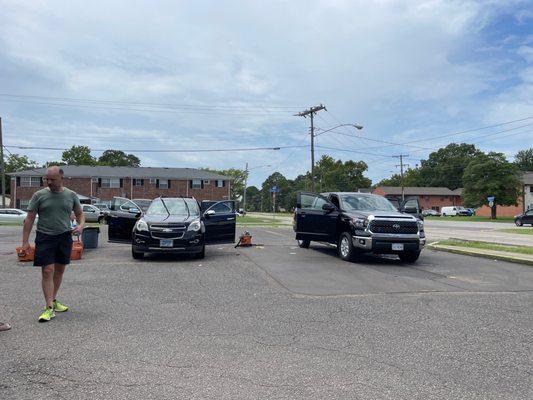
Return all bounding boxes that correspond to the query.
[428,242,533,266]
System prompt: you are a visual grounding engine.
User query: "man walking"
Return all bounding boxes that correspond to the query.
[21,167,85,322]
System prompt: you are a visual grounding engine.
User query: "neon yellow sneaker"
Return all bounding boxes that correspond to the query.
[53,300,69,313]
[38,308,56,322]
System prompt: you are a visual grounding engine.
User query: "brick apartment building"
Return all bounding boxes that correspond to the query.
[372,186,463,212]
[9,166,232,210]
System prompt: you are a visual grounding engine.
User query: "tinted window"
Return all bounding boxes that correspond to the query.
[341,195,397,212]
[300,194,327,211]
[329,195,340,209]
[133,200,152,212]
[404,199,419,208]
[208,202,232,214]
[120,201,138,211]
[83,205,94,212]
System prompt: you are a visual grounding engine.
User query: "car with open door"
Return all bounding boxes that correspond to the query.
[385,195,424,220]
[108,197,236,259]
[293,192,425,262]
[107,197,153,241]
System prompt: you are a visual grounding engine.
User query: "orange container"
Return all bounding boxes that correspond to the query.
[71,239,84,260]
[16,246,35,262]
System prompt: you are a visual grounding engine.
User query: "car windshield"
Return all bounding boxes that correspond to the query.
[341,194,398,212]
[146,198,200,216]
[134,200,152,212]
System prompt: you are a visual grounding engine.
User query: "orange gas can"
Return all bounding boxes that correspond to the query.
[16,246,35,262]
[71,238,84,260]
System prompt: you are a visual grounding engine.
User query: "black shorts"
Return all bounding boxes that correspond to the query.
[34,231,73,267]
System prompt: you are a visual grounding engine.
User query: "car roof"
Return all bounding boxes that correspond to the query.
[321,192,378,197]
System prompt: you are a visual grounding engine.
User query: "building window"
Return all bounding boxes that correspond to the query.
[203,180,210,185]
[216,180,224,188]
[529,186,533,193]
[158,179,169,189]
[19,200,30,210]
[101,178,121,188]
[191,179,202,189]
[20,177,41,187]
[150,178,157,184]
[133,179,144,186]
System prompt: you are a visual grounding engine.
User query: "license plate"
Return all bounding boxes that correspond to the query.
[392,243,404,251]
[160,239,173,247]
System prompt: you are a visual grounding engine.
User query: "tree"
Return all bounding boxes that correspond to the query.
[4,154,39,194]
[61,145,97,165]
[462,152,521,218]
[98,150,141,167]
[202,168,247,203]
[244,186,261,211]
[514,148,533,172]
[261,172,291,212]
[313,155,372,192]
[376,168,421,187]
[417,143,484,189]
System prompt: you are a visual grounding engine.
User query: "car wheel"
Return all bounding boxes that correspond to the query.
[194,245,205,259]
[399,251,421,263]
[338,232,356,262]
[297,239,310,248]
[132,249,144,259]
[515,219,523,226]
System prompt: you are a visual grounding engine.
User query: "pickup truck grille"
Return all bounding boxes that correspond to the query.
[369,220,418,234]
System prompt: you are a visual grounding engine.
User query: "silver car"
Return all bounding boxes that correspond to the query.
[82,204,105,223]
[0,208,28,224]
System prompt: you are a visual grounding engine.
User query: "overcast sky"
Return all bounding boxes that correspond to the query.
[1,0,532,187]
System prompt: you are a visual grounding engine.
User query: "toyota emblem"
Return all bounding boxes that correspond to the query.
[392,223,401,230]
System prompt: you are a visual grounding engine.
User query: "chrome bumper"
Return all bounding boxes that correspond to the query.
[352,233,426,251]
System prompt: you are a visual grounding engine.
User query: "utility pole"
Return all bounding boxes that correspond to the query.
[242,162,248,214]
[0,117,6,207]
[295,104,326,192]
[394,154,409,202]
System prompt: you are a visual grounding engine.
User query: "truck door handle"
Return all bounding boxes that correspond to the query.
[227,217,235,221]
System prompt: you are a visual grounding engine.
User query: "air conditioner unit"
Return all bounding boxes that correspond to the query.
[91,177,99,183]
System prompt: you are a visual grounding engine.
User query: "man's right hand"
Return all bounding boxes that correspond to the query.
[21,242,31,252]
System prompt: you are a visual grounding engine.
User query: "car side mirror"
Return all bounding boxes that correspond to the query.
[129,208,140,214]
[205,209,216,217]
[322,203,335,212]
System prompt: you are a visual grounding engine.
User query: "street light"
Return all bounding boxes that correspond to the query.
[243,163,271,214]
[314,123,363,137]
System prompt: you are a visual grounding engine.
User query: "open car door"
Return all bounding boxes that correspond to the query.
[108,197,144,242]
[295,192,338,242]
[201,200,236,244]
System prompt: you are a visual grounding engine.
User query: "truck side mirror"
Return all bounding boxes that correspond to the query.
[322,203,335,212]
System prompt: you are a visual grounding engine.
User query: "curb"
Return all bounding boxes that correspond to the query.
[427,243,533,266]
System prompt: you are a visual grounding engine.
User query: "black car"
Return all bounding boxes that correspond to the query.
[514,209,533,226]
[108,197,236,259]
[293,192,425,262]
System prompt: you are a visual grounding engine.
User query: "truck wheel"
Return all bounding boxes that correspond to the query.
[338,232,356,261]
[399,251,420,263]
[132,249,144,259]
[515,219,523,227]
[297,239,310,248]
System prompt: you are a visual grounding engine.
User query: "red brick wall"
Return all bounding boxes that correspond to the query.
[11,176,231,205]
[372,188,461,211]
[475,198,523,217]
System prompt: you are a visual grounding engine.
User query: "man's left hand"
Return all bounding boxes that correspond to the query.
[72,225,84,236]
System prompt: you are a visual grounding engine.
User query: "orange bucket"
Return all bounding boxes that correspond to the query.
[16,246,35,262]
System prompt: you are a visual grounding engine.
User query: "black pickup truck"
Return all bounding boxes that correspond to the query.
[293,192,425,262]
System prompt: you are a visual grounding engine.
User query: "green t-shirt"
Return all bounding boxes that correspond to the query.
[28,187,81,235]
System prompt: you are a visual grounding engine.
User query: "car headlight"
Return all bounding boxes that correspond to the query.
[134,219,149,232]
[417,219,424,231]
[352,217,369,229]
[187,219,202,231]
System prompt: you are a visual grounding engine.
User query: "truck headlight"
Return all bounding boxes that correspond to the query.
[187,219,202,231]
[353,217,368,229]
[417,220,424,231]
[135,219,149,232]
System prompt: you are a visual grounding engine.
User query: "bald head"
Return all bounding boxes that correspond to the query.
[45,166,65,192]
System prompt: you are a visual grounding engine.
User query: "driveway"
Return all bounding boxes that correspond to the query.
[1,225,531,400]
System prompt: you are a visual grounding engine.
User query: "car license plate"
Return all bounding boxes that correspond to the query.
[392,243,404,251]
[160,239,173,247]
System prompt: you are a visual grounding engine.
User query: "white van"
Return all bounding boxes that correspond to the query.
[441,206,458,216]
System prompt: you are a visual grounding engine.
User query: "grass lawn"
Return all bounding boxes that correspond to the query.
[436,239,533,255]
[237,215,291,226]
[425,216,514,223]
[497,228,533,235]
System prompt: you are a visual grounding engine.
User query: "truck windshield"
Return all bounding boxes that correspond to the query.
[147,199,200,216]
[341,194,398,212]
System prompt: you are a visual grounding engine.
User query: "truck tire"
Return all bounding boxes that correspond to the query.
[338,232,356,261]
[515,219,523,227]
[297,239,310,248]
[132,249,144,259]
[399,251,420,263]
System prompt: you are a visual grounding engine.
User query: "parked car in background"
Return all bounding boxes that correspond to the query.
[0,208,28,224]
[293,192,425,263]
[93,203,111,216]
[514,209,533,226]
[422,209,441,217]
[456,207,473,216]
[82,204,105,223]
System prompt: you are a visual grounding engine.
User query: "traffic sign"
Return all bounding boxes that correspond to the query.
[269,186,280,193]
[489,201,494,207]
[487,196,495,202]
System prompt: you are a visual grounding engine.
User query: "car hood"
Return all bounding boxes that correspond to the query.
[143,214,200,224]
[344,210,416,220]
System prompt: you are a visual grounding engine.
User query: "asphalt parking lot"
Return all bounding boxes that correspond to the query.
[1,225,532,399]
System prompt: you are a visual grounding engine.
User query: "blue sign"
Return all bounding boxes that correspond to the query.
[487,196,495,202]
[269,186,280,193]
